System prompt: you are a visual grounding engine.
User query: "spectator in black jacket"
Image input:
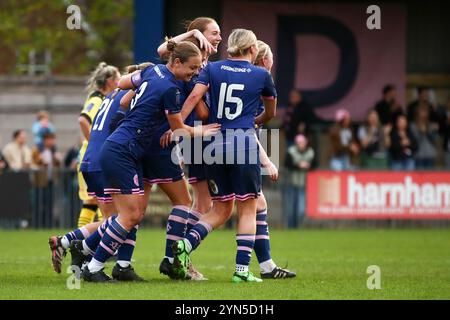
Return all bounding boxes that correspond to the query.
[375,84,403,126]
[282,89,319,146]
[407,86,438,124]
[440,98,450,169]
[389,114,418,170]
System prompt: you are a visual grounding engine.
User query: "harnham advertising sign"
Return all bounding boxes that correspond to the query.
[306,171,450,219]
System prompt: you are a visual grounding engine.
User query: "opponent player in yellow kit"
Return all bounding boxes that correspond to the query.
[77,62,120,227]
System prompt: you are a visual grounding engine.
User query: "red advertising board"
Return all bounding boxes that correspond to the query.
[306,171,450,219]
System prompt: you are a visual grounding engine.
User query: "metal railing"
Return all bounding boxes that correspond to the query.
[0,169,81,229]
[1,168,449,229]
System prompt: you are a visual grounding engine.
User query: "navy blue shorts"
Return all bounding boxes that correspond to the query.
[205,161,261,202]
[141,151,184,185]
[186,163,207,184]
[99,140,144,195]
[82,171,113,203]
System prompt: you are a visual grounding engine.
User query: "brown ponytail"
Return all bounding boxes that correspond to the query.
[167,41,201,64]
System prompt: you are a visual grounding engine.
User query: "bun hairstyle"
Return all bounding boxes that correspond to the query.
[166,40,201,64]
[125,62,154,74]
[254,40,271,66]
[227,28,258,57]
[85,62,119,95]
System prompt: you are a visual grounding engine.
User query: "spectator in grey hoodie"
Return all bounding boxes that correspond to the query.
[283,134,315,228]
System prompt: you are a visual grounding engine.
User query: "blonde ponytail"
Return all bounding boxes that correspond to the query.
[85,62,119,95]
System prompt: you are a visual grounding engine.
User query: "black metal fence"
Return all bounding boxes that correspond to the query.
[0,169,81,229]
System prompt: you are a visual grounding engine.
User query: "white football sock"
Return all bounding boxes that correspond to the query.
[235,264,249,273]
[87,258,104,273]
[117,260,131,268]
[61,236,70,250]
[260,259,276,273]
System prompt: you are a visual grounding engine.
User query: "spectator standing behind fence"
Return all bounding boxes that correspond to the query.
[440,99,450,168]
[282,89,319,147]
[389,114,418,170]
[410,103,439,169]
[375,84,403,126]
[64,137,83,169]
[1,129,32,171]
[328,109,360,171]
[31,132,62,178]
[284,134,314,228]
[357,109,390,169]
[407,86,438,124]
[32,110,55,148]
[444,118,450,169]
[30,132,62,228]
[282,89,302,146]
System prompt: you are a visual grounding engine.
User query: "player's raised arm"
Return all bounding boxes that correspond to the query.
[118,70,140,90]
[158,30,214,60]
[118,62,154,90]
[181,83,209,121]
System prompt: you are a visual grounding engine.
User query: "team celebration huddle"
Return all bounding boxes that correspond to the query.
[48,17,296,283]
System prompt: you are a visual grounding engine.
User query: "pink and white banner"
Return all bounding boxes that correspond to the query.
[221,2,406,121]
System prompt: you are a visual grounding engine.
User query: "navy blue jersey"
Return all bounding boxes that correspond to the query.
[256,101,264,117]
[107,65,182,151]
[196,59,276,153]
[81,89,128,172]
[196,59,276,129]
[144,79,194,155]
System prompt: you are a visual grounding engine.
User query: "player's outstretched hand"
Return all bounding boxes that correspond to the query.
[160,129,173,148]
[199,123,221,137]
[192,29,215,54]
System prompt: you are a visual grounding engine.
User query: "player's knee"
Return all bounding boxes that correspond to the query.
[121,206,143,227]
[213,201,233,224]
[194,197,212,214]
[256,197,267,212]
[193,202,211,214]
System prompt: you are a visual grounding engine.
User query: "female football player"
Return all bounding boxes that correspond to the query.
[48,62,119,273]
[77,62,120,227]
[172,29,277,282]
[252,40,296,279]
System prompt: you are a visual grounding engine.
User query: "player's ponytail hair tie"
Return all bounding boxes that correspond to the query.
[167,40,177,52]
[85,61,119,96]
[167,41,201,64]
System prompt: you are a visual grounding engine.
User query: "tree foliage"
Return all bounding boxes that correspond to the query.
[0,0,133,75]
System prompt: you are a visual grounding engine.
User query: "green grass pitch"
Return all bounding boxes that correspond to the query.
[0,228,449,299]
